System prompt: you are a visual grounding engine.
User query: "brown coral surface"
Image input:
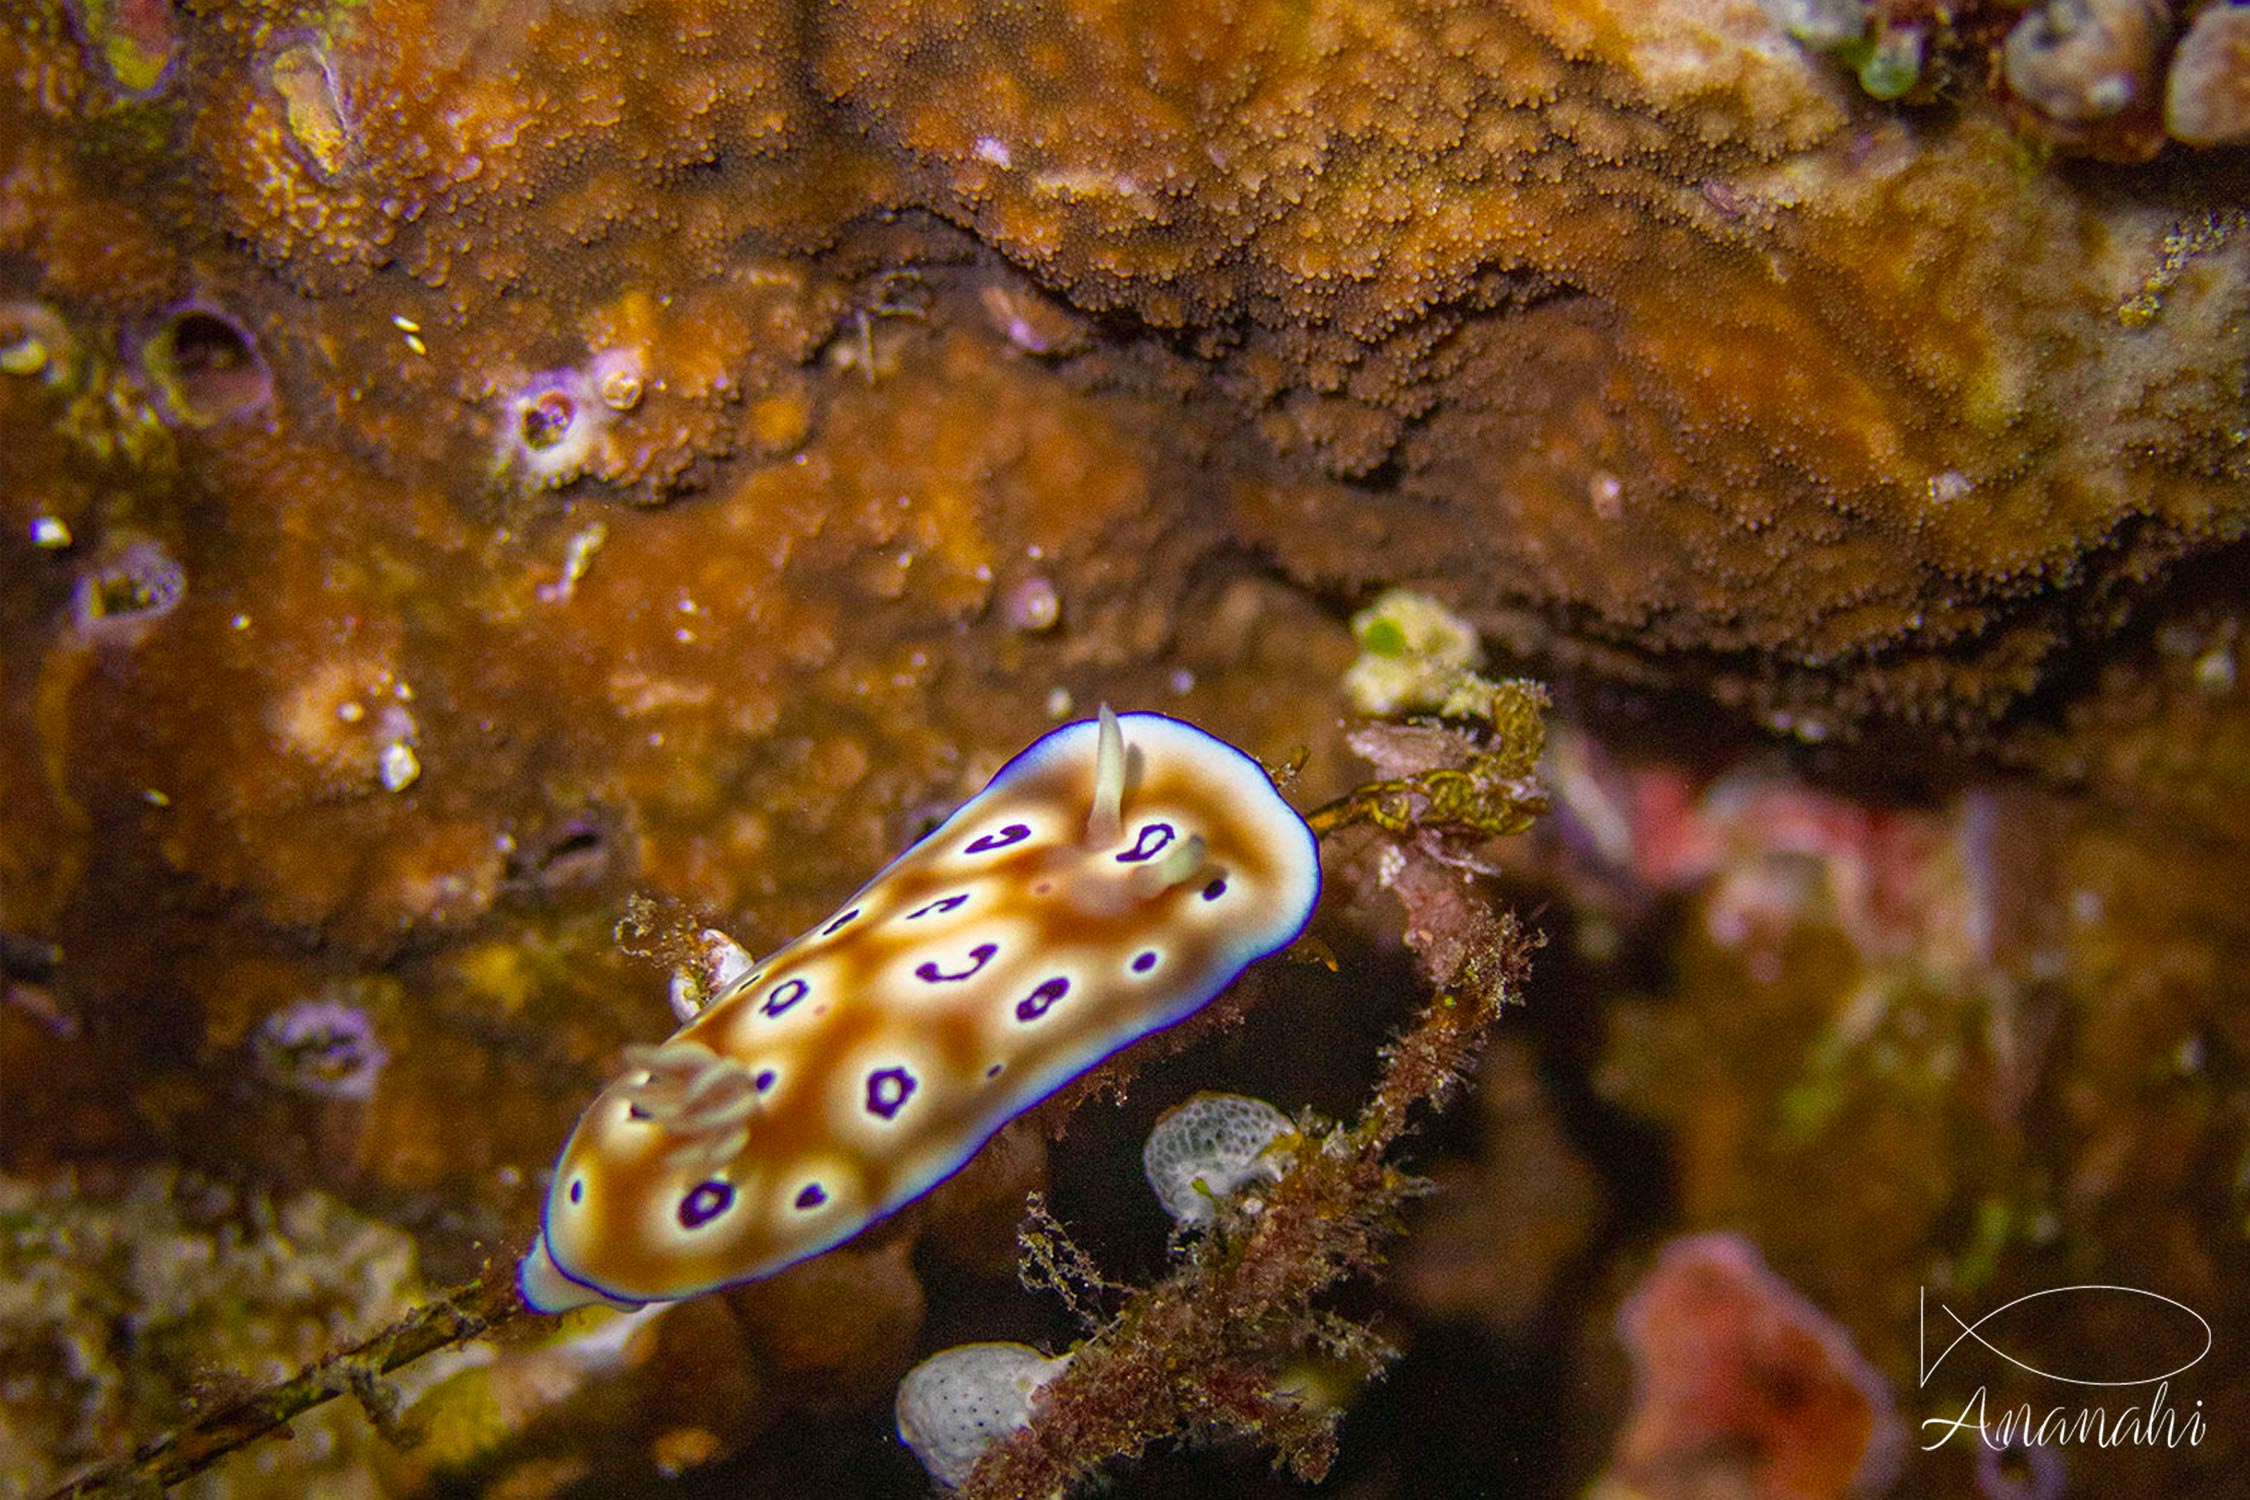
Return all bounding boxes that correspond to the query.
[4,0,2249,1496]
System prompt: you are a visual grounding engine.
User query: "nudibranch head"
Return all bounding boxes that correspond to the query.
[524,710,1319,1312]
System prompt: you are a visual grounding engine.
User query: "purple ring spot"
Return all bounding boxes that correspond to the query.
[753,1069,776,1092]
[916,942,997,984]
[1015,976,1069,1022]
[822,907,861,935]
[678,1180,734,1228]
[1116,822,1177,864]
[762,977,810,1017]
[1200,876,1227,901]
[907,893,970,920]
[963,823,1031,854]
[1131,951,1158,973]
[866,1066,918,1119]
[794,1183,828,1210]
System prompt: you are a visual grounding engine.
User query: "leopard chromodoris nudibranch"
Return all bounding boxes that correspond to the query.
[523,708,1320,1312]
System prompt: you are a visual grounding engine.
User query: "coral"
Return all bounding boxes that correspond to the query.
[68,533,184,644]
[1568,729,2250,1495]
[66,0,178,99]
[495,370,610,490]
[0,1166,423,1499]
[1757,0,1868,49]
[2002,0,2171,126]
[2166,3,2250,145]
[895,1342,1070,1489]
[1595,1232,1904,1500]
[720,1240,928,1414]
[250,991,390,1101]
[997,574,1060,634]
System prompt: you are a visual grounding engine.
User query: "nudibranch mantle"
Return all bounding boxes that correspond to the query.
[523,710,1319,1313]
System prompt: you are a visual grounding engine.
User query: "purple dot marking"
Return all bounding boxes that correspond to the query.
[1116,822,1177,864]
[627,1103,653,1121]
[907,893,970,920]
[916,942,997,984]
[985,1062,1004,1079]
[678,1180,734,1229]
[568,1179,583,1204]
[1201,876,1227,901]
[794,1183,828,1210]
[866,1066,918,1119]
[1131,951,1158,973]
[963,823,1031,854]
[762,977,810,1017]
[822,907,861,935]
[754,1069,776,1092]
[1015,976,1069,1022]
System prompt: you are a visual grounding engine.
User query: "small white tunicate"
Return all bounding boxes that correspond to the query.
[1143,1091,1299,1226]
[896,1342,1069,1489]
[702,929,753,992]
[671,928,757,1020]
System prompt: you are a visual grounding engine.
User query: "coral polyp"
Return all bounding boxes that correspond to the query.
[589,348,646,412]
[66,0,179,98]
[497,371,604,487]
[0,302,76,387]
[137,305,273,428]
[251,994,390,1101]
[71,536,185,643]
[265,34,357,182]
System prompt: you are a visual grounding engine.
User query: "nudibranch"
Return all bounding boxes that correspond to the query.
[523,709,1320,1312]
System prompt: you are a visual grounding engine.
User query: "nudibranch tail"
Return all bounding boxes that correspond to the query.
[524,710,1320,1313]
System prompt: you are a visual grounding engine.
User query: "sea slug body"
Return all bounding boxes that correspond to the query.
[523,708,1320,1312]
